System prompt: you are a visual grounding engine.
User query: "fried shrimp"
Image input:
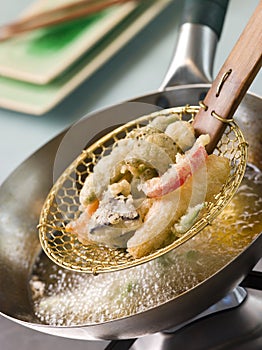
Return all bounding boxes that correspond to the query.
[140,135,210,198]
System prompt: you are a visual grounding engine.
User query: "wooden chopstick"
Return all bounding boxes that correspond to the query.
[0,0,135,41]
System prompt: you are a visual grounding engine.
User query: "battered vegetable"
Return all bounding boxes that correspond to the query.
[66,117,230,258]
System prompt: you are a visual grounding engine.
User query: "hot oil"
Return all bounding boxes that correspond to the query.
[30,164,262,326]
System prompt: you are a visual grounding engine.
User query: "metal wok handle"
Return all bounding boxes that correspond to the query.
[160,0,229,89]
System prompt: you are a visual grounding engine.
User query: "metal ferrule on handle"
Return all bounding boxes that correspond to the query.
[159,23,218,89]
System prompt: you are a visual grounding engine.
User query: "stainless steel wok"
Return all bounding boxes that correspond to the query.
[0,0,261,342]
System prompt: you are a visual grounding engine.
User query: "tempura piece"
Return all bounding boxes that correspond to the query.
[66,115,231,259]
[165,120,196,151]
[127,154,230,258]
[140,135,209,198]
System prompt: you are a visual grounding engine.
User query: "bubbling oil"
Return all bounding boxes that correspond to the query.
[30,164,262,326]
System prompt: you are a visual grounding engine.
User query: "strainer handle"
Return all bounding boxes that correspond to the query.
[160,0,229,88]
[193,0,262,154]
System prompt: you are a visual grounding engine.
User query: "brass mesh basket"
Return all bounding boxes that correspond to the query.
[38,106,248,274]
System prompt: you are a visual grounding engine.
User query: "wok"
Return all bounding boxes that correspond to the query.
[0,0,262,342]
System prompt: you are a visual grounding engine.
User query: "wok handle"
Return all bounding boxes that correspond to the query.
[193,0,262,154]
[160,0,229,89]
[181,0,229,40]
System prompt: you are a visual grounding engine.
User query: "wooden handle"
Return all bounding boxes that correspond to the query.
[193,0,262,154]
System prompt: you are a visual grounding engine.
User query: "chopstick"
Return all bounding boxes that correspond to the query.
[0,0,135,41]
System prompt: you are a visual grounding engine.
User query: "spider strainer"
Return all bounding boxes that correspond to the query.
[38,105,247,274]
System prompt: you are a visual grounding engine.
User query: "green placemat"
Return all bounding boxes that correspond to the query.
[0,0,172,115]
